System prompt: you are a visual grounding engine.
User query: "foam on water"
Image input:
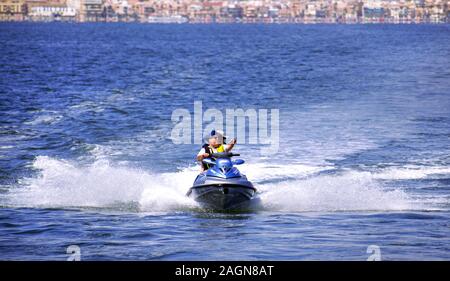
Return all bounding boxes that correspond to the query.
[5,156,448,213]
[24,111,63,126]
[6,156,198,211]
[372,165,450,180]
[258,171,412,212]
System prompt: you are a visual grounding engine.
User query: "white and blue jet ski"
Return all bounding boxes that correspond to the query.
[187,152,256,210]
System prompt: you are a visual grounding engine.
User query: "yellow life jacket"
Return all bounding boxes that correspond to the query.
[211,144,225,153]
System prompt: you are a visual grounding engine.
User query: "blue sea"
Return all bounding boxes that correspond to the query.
[0,23,449,260]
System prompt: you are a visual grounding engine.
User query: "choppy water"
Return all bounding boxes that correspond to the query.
[0,23,449,260]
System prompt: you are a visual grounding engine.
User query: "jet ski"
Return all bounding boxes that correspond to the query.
[187,152,256,210]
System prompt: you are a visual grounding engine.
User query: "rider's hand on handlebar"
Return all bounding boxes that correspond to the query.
[202,153,210,158]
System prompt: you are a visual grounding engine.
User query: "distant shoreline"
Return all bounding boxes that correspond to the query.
[1,21,449,25]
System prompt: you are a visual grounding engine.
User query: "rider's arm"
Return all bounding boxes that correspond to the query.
[225,138,237,152]
[197,148,209,161]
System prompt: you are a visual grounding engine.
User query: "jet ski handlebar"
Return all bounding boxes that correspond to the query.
[211,152,240,158]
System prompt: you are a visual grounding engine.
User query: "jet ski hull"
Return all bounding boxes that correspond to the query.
[187,184,256,210]
[187,173,256,210]
[188,153,256,210]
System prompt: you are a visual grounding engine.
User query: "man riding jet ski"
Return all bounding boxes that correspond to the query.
[196,130,236,171]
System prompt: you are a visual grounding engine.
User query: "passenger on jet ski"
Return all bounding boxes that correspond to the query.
[196,130,237,171]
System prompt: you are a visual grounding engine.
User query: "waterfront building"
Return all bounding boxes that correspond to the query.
[29,5,76,20]
[81,0,104,22]
[0,0,26,21]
